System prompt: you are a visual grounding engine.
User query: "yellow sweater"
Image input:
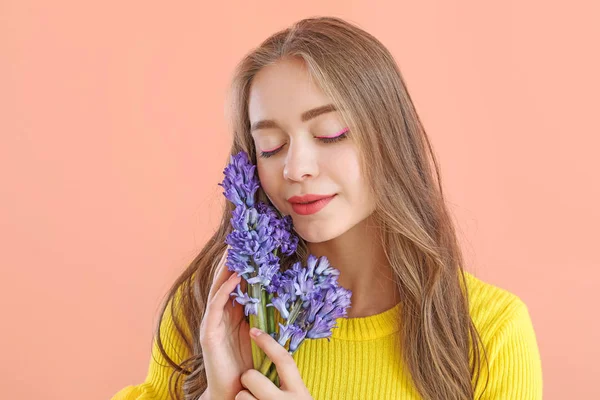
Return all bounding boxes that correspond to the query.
[111,271,543,399]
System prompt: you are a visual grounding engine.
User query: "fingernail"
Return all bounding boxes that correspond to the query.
[250,328,263,338]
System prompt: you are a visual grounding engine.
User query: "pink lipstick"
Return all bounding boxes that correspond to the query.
[288,194,336,215]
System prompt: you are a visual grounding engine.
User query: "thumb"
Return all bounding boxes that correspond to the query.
[250,328,303,390]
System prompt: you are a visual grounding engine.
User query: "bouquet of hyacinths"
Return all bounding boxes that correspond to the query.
[218,151,352,386]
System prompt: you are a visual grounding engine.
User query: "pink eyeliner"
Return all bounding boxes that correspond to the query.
[318,127,349,139]
[263,127,349,153]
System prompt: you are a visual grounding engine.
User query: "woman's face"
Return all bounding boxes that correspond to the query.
[248,58,376,243]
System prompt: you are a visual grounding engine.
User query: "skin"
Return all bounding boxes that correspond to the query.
[236,328,313,399]
[201,247,253,400]
[248,57,400,318]
[202,251,310,399]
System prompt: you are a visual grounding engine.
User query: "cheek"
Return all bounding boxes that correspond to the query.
[257,162,275,191]
[326,147,363,190]
[257,162,282,205]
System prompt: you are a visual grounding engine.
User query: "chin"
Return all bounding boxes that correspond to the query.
[292,222,341,244]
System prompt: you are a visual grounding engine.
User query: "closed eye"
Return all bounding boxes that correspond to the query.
[259,128,349,159]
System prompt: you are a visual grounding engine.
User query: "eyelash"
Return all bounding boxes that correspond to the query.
[259,129,349,159]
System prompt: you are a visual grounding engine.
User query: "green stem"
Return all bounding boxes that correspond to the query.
[267,248,279,383]
[248,314,262,368]
[258,300,303,375]
[268,362,278,383]
[266,292,275,335]
[258,344,301,377]
[249,280,268,369]
[287,299,303,325]
[266,348,298,387]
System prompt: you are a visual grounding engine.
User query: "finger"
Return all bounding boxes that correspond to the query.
[234,389,258,400]
[205,270,241,325]
[240,369,281,399]
[250,328,304,391]
[207,245,233,302]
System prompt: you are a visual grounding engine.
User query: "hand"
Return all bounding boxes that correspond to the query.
[200,246,253,400]
[235,328,313,400]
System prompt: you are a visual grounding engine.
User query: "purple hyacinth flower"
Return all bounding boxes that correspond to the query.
[334,287,352,308]
[226,250,254,277]
[294,269,315,302]
[305,254,318,278]
[277,323,304,347]
[315,274,339,291]
[276,274,298,302]
[314,256,339,276]
[265,271,282,294]
[230,283,260,316]
[256,202,298,256]
[328,306,349,320]
[279,216,299,255]
[256,201,279,221]
[219,151,356,358]
[267,292,291,320]
[316,301,336,319]
[306,295,325,324]
[230,206,259,233]
[219,152,260,208]
[289,327,308,352]
[247,255,280,286]
[306,314,336,340]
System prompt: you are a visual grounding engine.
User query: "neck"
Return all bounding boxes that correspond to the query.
[307,215,401,318]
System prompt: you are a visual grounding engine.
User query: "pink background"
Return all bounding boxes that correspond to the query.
[1,1,598,399]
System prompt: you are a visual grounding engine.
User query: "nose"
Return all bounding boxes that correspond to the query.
[283,138,319,182]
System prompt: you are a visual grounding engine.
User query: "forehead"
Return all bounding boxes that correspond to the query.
[248,58,331,126]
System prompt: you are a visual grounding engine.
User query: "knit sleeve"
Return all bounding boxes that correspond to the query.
[111,292,192,400]
[475,299,543,399]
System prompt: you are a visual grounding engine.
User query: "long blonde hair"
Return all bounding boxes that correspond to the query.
[155,16,489,400]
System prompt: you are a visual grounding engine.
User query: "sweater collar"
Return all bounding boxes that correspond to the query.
[331,301,402,341]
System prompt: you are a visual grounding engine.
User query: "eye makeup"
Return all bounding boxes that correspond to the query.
[316,127,349,141]
[258,127,350,158]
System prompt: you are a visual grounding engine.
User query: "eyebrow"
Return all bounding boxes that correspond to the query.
[250,104,337,132]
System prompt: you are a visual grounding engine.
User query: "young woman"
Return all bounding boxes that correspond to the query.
[112,16,542,400]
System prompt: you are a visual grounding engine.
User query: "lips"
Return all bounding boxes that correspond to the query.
[288,194,336,204]
[288,194,336,216]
